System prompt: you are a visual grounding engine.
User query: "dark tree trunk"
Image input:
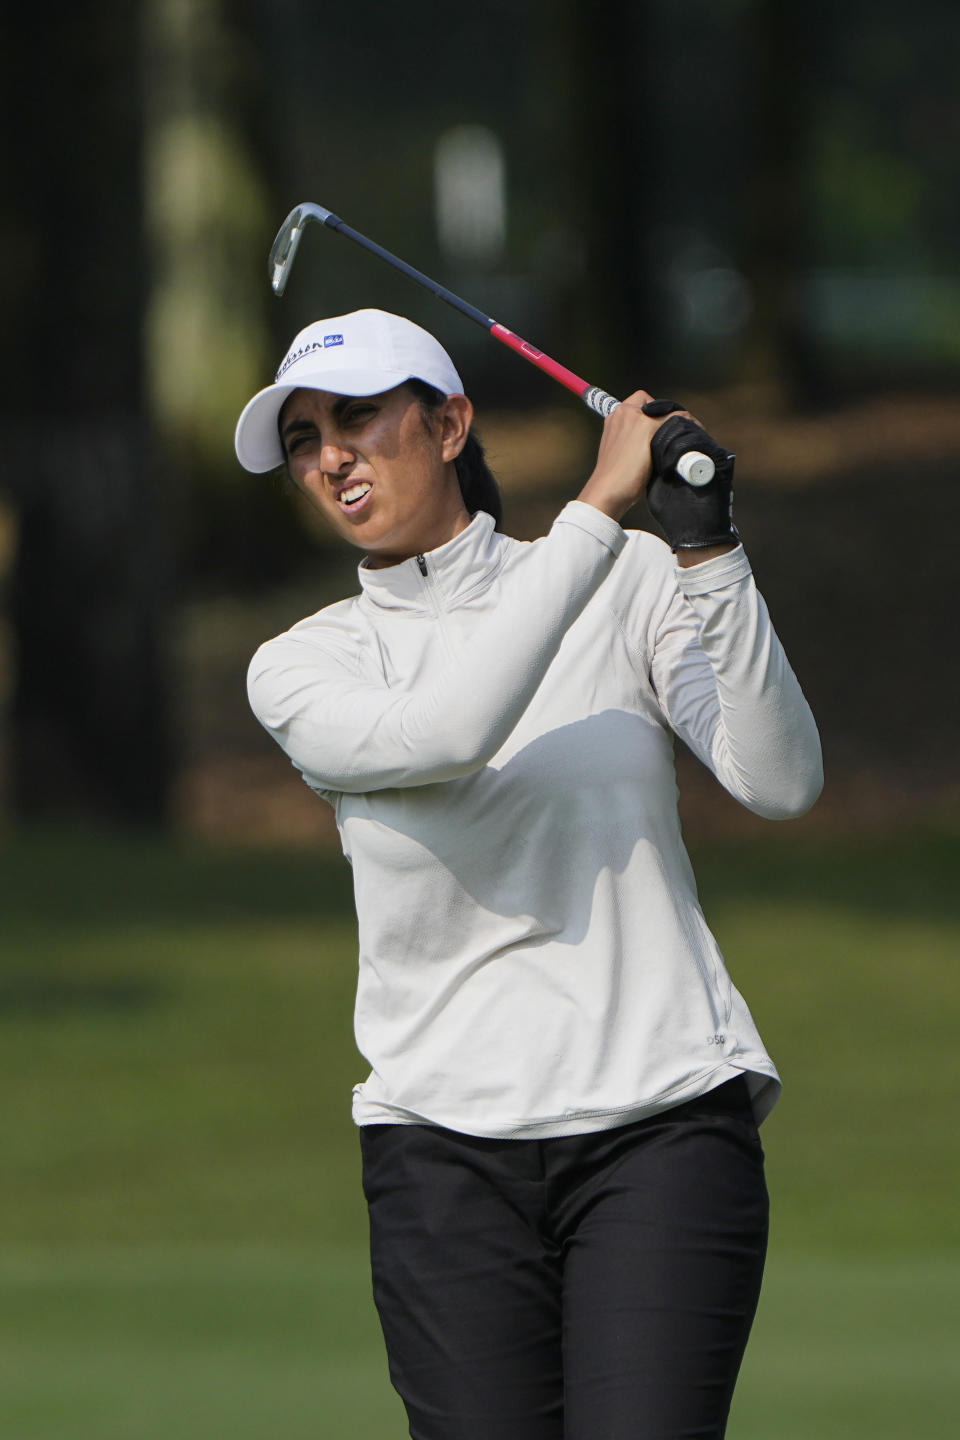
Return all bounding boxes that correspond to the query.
[1,2,172,823]
[549,0,664,400]
[740,0,823,405]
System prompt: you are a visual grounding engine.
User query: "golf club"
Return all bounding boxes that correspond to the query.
[269,202,716,487]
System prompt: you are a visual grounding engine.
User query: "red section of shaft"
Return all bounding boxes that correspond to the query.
[489,323,591,399]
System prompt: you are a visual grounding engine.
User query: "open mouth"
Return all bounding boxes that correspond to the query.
[338,481,373,512]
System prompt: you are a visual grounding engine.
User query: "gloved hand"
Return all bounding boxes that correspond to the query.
[643,404,739,551]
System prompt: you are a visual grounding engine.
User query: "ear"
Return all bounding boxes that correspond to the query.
[440,394,474,463]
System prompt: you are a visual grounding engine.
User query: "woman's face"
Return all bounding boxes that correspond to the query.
[279,383,473,567]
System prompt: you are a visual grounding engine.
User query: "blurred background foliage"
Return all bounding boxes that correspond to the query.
[0,1,958,1436]
[1,0,959,831]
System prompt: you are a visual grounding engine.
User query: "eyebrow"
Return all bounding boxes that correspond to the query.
[279,416,316,443]
[280,395,362,445]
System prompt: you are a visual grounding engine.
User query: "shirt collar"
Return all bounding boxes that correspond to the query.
[357,510,504,614]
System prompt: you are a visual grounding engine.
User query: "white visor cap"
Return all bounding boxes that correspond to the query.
[234,308,464,473]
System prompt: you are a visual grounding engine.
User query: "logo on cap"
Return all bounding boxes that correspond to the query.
[323,334,344,348]
[275,342,314,380]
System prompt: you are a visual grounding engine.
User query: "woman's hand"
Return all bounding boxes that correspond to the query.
[577,391,697,523]
[647,414,739,558]
[577,394,739,563]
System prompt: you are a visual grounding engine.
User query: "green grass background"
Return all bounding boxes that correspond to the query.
[1,826,958,1437]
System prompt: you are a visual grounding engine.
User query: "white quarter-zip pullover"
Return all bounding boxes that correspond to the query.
[248,502,822,1137]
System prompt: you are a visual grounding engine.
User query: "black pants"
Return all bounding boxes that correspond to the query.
[360,1077,769,1440]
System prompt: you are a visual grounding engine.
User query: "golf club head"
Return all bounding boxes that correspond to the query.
[269,203,336,295]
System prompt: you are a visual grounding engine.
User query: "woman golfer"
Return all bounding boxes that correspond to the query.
[235,308,822,1440]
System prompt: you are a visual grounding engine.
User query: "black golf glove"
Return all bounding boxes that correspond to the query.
[643,406,739,551]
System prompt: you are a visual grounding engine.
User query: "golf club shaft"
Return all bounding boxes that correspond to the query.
[270,203,714,482]
[279,206,618,415]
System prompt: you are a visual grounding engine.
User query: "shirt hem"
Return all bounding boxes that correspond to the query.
[351,1060,781,1139]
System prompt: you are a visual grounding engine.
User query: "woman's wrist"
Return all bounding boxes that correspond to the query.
[574,474,632,524]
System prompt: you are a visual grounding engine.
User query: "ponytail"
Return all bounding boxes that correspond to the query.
[454,429,503,530]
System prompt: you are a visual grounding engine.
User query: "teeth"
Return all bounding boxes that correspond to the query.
[341,482,372,505]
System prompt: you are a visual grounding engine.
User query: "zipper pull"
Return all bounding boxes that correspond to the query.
[416,554,428,576]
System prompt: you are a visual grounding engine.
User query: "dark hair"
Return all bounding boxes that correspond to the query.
[405,379,503,530]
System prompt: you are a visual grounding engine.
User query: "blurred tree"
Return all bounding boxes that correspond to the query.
[0,1,171,824]
[803,0,960,386]
[0,0,283,825]
[739,0,822,406]
[548,0,664,401]
[739,0,960,399]
[142,0,289,588]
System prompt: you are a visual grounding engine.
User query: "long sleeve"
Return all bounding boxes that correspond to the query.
[647,544,823,819]
[247,502,626,794]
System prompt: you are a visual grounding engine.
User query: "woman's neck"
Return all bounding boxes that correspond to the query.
[363,502,472,569]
